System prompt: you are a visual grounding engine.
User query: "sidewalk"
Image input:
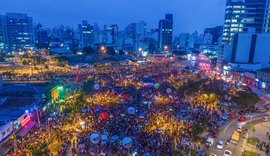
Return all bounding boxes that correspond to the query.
[245,122,270,156]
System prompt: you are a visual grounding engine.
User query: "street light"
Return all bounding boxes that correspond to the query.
[164,45,169,52]
[100,45,107,53]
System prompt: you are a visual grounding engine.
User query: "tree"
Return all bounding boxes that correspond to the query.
[107,46,116,55]
[82,79,95,94]
[159,82,175,93]
[83,46,95,55]
[35,43,49,49]
[119,49,125,55]
[179,79,225,96]
[126,84,138,97]
[148,39,156,52]
[2,71,16,79]
[171,149,184,156]
[28,141,50,156]
[192,123,204,138]
[232,91,259,108]
[22,60,28,65]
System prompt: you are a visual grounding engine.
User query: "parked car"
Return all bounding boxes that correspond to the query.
[216,141,224,149]
[223,150,232,156]
[262,116,270,122]
[257,107,267,113]
[206,137,214,147]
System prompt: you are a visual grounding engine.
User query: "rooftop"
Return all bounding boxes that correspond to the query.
[0,83,45,127]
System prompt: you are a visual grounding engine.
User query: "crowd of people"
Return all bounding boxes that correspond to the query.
[7,57,231,156]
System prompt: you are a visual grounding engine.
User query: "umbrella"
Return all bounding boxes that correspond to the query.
[100,112,109,120]
[90,133,100,144]
[122,137,133,148]
[111,135,119,141]
[79,144,85,149]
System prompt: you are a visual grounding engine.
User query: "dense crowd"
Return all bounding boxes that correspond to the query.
[7,57,229,156]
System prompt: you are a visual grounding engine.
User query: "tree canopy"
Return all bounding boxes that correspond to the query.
[83,46,95,55]
[107,46,116,55]
[119,49,125,55]
[179,79,225,96]
[232,90,259,108]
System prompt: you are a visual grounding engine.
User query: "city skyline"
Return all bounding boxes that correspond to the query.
[0,0,226,34]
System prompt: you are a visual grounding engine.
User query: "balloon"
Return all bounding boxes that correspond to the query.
[154,83,160,89]
[90,133,100,144]
[94,84,100,90]
[166,88,172,94]
[122,137,133,148]
[100,112,109,120]
[127,106,136,115]
[144,152,151,156]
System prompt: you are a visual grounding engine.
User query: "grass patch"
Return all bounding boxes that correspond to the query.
[247,137,260,146]
[244,150,259,156]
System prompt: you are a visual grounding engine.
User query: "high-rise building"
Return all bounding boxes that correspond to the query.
[110,24,118,45]
[222,0,246,45]
[34,23,49,47]
[158,14,173,51]
[124,23,137,51]
[245,0,270,33]
[103,25,118,46]
[223,30,270,71]
[179,33,189,48]
[0,15,5,51]
[78,20,94,48]
[2,13,34,51]
[137,20,147,40]
[203,26,223,45]
[93,23,101,45]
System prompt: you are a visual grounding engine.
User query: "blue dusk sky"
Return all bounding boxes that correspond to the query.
[0,0,226,34]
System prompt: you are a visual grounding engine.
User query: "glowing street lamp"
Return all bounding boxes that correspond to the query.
[100,45,107,53]
[138,48,143,53]
[101,46,105,51]
[164,45,169,52]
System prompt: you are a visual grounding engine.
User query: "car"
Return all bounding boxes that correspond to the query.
[206,137,214,147]
[228,112,237,120]
[223,150,232,156]
[216,141,224,149]
[257,107,267,113]
[236,125,243,133]
[238,116,247,122]
[262,116,270,122]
